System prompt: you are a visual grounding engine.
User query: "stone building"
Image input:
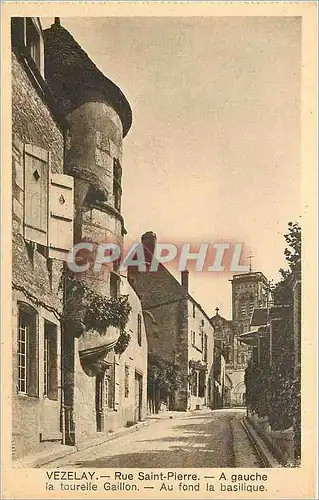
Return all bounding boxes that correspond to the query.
[210,310,233,407]
[11,17,147,460]
[128,232,215,412]
[210,271,269,407]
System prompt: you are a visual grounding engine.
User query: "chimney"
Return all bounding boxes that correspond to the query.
[181,270,189,292]
[141,231,157,254]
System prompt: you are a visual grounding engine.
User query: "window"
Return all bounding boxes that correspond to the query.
[137,314,142,346]
[26,18,40,69]
[18,312,28,394]
[238,352,246,366]
[18,305,38,396]
[240,298,247,317]
[124,365,129,398]
[113,159,122,212]
[43,321,58,400]
[191,331,196,346]
[192,303,196,318]
[110,271,120,298]
[11,18,43,75]
[249,296,254,315]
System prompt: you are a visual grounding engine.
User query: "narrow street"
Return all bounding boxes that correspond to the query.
[47,409,263,468]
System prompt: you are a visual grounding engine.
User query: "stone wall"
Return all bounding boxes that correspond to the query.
[72,279,148,442]
[11,54,65,459]
[187,299,215,411]
[248,411,295,465]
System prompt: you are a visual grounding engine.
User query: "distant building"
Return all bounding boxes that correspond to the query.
[210,271,269,407]
[239,265,301,463]
[128,232,215,412]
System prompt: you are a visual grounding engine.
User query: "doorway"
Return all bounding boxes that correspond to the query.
[134,372,143,423]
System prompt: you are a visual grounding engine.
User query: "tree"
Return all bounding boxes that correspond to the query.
[279,221,301,277]
[274,221,301,305]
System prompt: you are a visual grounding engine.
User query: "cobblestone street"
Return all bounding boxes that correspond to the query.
[47,409,263,468]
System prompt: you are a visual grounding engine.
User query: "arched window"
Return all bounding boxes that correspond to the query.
[238,352,246,366]
[249,295,255,315]
[240,298,246,317]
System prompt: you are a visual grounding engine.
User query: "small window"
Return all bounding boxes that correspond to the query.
[191,331,196,346]
[238,352,246,366]
[124,365,129,398]
[43,321,58,400]
[110,271,120,299]
[137,314,142,346]
[18,305,38,396]
[113,159,122,212]
[192,303,196,318]
[240,299,247,317]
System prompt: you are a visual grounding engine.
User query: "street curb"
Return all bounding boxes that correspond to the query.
[14,412,176,468]
[242,417,281,468]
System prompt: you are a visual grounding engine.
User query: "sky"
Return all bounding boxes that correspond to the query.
[42,16,301,318]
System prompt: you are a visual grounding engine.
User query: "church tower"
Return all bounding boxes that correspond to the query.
[231,271,269,334]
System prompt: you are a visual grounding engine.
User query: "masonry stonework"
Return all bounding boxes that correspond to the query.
[11,49,65,458]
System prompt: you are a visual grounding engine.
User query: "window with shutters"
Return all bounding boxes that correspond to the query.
[17,304,38,396]
[23,144,74,260]
[43,321,58,400]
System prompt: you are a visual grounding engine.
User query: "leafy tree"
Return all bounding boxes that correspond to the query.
[274,221,301,305]
[245,221,301,460]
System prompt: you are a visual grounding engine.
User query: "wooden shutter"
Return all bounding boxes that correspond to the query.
[24,144,49,246]
[48,173,74,260]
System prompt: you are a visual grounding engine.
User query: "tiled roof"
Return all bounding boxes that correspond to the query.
[43,23,132,136]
